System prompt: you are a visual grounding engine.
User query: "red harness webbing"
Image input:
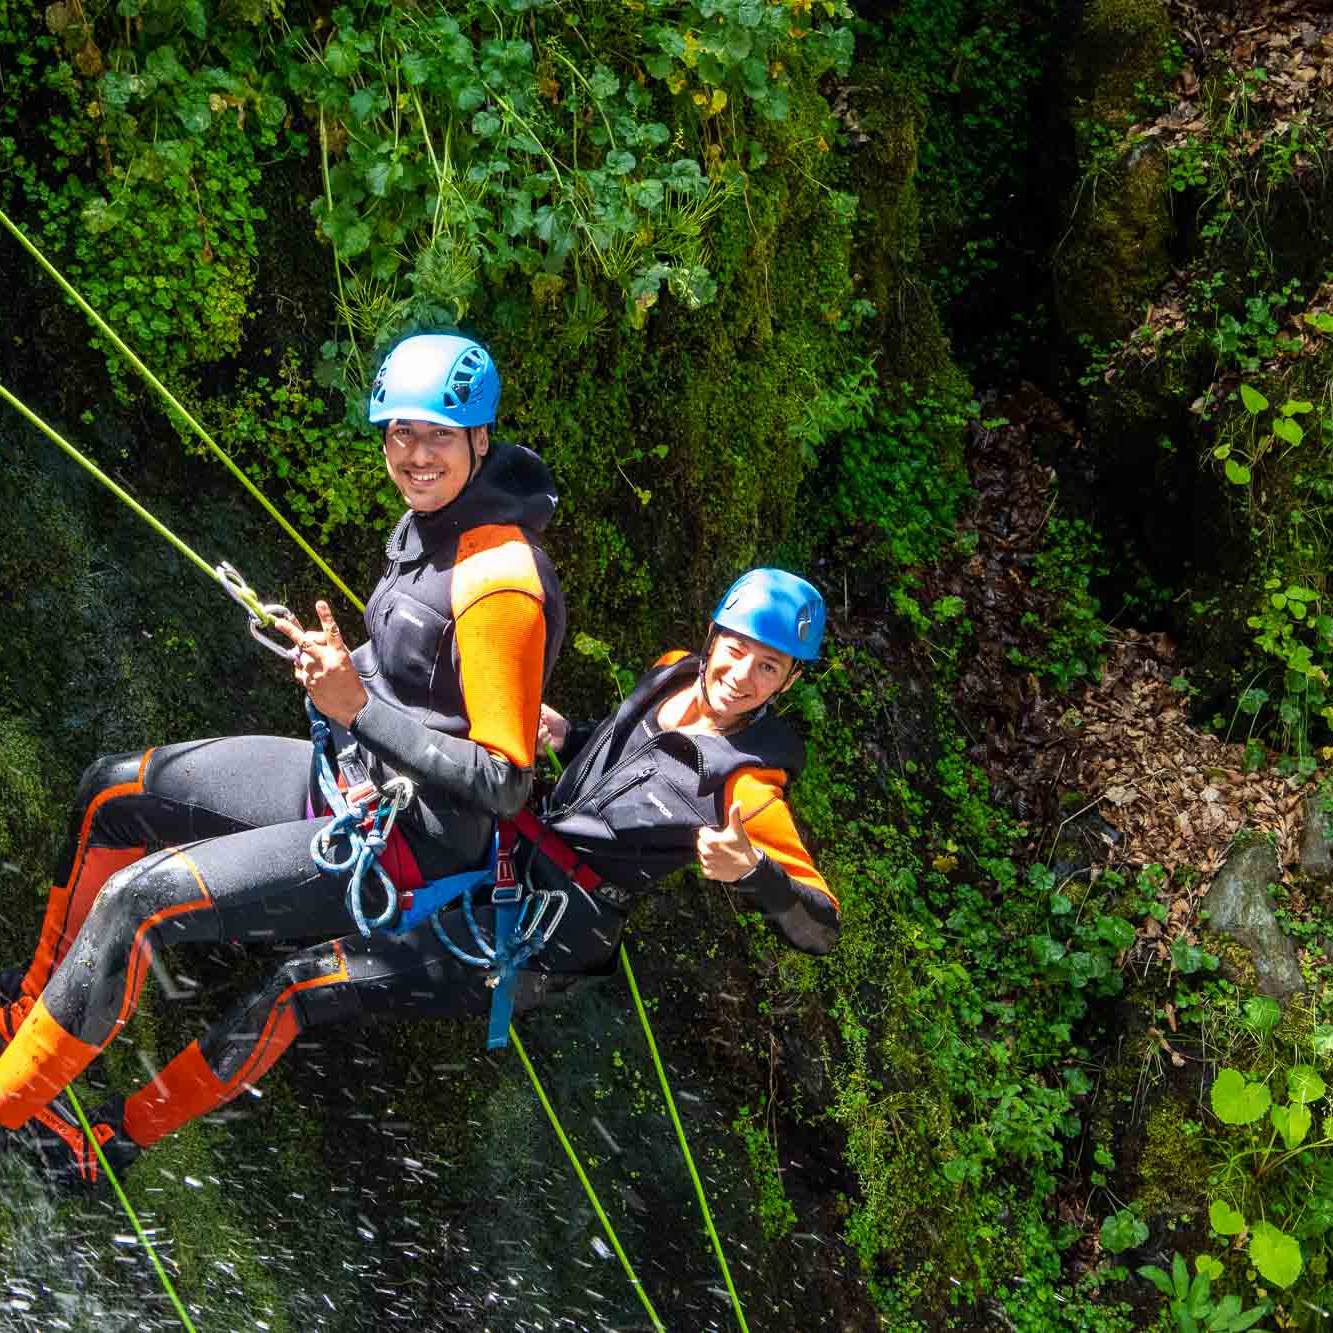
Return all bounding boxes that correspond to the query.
[508,808,605,894]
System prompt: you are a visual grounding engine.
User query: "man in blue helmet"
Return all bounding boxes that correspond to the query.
[0,332,567,1183]
[526,568,839,960]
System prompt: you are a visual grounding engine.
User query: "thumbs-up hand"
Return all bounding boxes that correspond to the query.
[696,801,760,883]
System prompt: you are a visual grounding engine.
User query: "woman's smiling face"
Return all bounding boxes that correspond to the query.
[701,631,796,725]
[382,420,489,512]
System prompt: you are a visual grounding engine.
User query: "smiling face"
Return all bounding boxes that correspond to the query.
[382,420,489,512]
[700,630,797,726]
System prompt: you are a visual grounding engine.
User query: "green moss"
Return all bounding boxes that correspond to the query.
[1056,146,1171,343]
[1136,1096,1211,1219]
[1070,0,1172,131]
[1202,930,1261,993]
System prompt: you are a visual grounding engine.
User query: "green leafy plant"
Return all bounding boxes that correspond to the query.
[1205,1062,1332,1289]
[1137,1252,1272,1332]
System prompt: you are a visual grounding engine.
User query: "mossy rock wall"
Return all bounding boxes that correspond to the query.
[1054,0,1173,343]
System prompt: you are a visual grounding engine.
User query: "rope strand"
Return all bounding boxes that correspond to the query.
[621,944,750,1331]
[65,1087,199,1333]
[0,203,364,613]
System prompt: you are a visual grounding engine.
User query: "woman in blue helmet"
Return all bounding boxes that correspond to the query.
[528,568,839,959]
[0,333,566,1183]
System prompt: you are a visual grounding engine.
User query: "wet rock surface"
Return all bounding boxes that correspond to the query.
[1202,842,1304,1000]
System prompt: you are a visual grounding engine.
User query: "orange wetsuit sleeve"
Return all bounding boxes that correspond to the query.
[455,588,546,768]
[720,767,838,954]
[724,768,836,903]
[451,525,550,769]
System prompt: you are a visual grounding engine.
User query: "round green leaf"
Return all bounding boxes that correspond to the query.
[1288,1065,1327,1104]
[1273,417,1305,446]
[1101,1209,1148,1254]
[1270,1101,1312,1149]
[1209,1199,1246,1236]
[1249,1222,1303,1288]
[1243,995,1281,1034]
[1240,383,1270,414]
[1224,459,1252,485]
[1195,1254,1225,1280]
[1210,1068,1271,1124]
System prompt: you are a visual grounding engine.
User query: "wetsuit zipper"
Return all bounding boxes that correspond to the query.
[567,738,659,816]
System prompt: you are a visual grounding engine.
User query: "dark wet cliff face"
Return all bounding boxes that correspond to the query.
[3,0,1332,1328]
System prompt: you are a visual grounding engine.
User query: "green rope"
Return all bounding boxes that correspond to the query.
[0,203,364,613]
[621,944,750,1332]
[509,1028,666,1332]
[65,1087,199,1333]
[0,381,277,626]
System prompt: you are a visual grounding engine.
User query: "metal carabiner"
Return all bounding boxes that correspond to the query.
[215,561,298,661]
[375,776,416,840]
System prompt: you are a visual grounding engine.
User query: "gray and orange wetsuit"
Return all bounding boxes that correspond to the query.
[523,650,839,966]
[0,441,564,1142]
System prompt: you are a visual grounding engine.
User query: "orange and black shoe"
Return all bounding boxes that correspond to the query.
[0,967,33,1048]
[20,1094,141,1193]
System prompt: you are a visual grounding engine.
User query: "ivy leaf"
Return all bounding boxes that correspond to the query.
[1171,938,1214,974]
[144,45,186,84]
[176,95,212,134]
[1224,459,1252,485]
[349,87,387,122]
[1095,915,1136,951]
[401,51,433,85]
[180,0,207,39]
[1242,994,1281,1033]
[1210,1068,1271,1125]
[588,64,619,99]
[1209,1199,1246,1236]
[1249,1222,1302,1288]
[1287,1065,1327,1104]
[1240,383,1269,414]
[629,178,665,210]
[365,158,403,198]
[1030,935,1065,966]
[1100,1209,1148,1254]
[334,218,372,258]
[1270,1101,1312,1149]
[1272,417,1304,446]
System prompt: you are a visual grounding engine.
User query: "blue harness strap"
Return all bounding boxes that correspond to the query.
[305,703,566,1048]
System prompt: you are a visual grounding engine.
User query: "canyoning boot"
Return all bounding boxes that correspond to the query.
[0,967,34,1049]
[21,1094,141,1193]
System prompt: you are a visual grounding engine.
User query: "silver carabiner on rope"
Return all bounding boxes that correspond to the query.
[215,560,298,661]
[376,775,416,837]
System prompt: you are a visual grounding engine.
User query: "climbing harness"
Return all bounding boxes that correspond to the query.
[0,206,748,1332]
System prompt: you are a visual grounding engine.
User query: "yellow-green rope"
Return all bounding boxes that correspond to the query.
[621,944,750,1331]
[0,381,272,626]
[65,1087,199,1333]
[0,203,363,613]
[510,1028,666,1332]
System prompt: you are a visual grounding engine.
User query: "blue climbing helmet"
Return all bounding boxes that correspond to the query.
[368,333,501,429]
[711,568,825,662]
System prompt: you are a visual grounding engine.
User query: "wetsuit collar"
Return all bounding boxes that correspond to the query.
[388,441,559,562]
